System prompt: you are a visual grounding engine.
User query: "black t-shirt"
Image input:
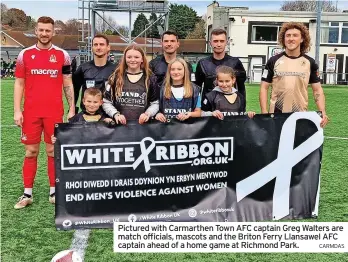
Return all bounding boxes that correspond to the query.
[195,54,246,103]
[73,60,116,111]
[103,72,158,120]
[202,90,245,113]
[115,74,147,121]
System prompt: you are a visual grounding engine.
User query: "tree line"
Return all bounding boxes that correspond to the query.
[1,3,206,39]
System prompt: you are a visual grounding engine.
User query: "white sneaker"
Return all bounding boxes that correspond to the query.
[14,195,33,209]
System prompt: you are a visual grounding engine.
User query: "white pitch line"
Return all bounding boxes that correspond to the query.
[325,136,348,140]
[70,229,91,261]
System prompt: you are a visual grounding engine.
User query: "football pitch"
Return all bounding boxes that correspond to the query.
[1,79,348,262]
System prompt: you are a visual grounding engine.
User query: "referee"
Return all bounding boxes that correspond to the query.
[73,34,116,112]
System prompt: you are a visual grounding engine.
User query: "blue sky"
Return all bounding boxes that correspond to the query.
[3,0,348,26]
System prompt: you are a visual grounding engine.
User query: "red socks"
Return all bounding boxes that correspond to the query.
[22,157,38,188]
[22,156,55,188]
[47,156,55,187]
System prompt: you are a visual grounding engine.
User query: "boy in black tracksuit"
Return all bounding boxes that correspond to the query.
[52,88,113,143]
[69,88,113,123]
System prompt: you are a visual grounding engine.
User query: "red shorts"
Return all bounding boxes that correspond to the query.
[21,113,63,145]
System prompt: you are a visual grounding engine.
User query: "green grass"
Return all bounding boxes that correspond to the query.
[1,79,348,262]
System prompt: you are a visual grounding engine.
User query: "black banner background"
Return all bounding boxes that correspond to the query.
[55,113,322,230]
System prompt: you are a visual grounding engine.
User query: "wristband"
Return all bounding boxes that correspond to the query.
[112,112,120,119]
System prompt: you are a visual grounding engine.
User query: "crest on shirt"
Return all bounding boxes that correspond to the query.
[21,132,27,141]
[31,55,35,59]
[301,60,306,66]
[49,54,57,63]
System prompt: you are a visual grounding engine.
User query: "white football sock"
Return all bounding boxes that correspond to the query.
[24,188,33,196]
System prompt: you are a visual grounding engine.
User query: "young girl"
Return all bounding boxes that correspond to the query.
[155,58,201,122]
[103,45,158,125]
[202,65,255,119]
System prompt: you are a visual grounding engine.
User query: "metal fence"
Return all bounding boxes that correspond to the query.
[319,72,348,85]
[249,65,348,86]
[1,49,79,62]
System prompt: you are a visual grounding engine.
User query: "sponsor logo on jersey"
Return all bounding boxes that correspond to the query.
[31,69,58,78]
[274,71,306,78]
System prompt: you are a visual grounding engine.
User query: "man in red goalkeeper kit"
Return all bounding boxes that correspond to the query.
[13,16,75,209]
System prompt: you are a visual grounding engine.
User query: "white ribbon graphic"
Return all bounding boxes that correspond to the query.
[132,137,156,173]
[236,112,324,220]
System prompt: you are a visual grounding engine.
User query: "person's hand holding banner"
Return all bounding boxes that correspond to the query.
[212,110,224,120]
[155,113,167,123]
[139,113,150,125]
[115,114,126,125]
[176,112,190,121]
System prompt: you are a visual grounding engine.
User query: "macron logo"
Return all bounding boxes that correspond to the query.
[31,69,58,77]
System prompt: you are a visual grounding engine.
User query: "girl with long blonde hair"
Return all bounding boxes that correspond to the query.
[103,45,158,124]
[155,58,201,122]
